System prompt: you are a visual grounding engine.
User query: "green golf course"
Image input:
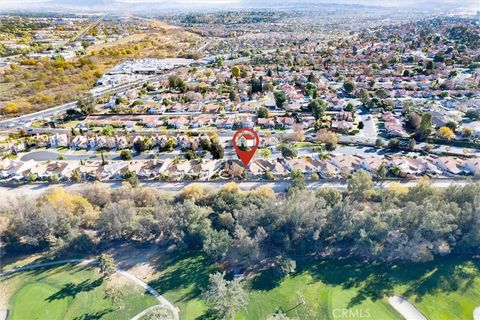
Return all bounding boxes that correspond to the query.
[1,263,158,320]
[147,252,480,320]
[2,254,480,320]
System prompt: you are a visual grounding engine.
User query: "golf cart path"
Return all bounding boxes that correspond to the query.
[0,258,179,320]
[388,296,427,320]
[474,306,480,320]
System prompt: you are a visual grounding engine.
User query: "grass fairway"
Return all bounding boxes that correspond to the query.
[2,263,158,320]
[391,257,480,320]
[148,252,480,320]
[148,252,217,320]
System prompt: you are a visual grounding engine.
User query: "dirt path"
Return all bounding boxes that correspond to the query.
[0,258,179,320]
[388,296,427,320]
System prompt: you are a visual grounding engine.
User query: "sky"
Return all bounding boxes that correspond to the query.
[0,0,478,11]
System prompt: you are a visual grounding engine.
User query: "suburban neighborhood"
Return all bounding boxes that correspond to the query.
[0,2,479,320]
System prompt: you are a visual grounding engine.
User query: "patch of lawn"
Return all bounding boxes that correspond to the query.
[392,257,480,320]
[147,253,480,320]
[2,263,158,320]
[238,263,400,320]
[148,251,217,320]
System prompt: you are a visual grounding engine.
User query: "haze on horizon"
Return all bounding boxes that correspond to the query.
[0,0,478,12]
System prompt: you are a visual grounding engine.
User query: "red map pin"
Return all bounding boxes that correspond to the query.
[232,128,260,166]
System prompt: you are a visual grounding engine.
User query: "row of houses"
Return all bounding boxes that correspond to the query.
[1,154,479,182]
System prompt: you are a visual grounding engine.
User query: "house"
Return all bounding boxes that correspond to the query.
[191,160,223,180]
[101,162,128,180]
[259,137,280,149]
[191,115,213,128]
[178,135,192,149]
[276,117,295,129]
[433,157,465,176]
[167,160,193,181]
[71,136,88,149]
[330,154,360,176]
[336,111,354,122]
[216,117,235,129]
[79,161,102,181]
[116,136,130,150]
[257,117,275,128]
[283,158,317,174]
[357,156,385,174]
[238,133,256,148]
[8,160,38,181]
[49,134,69,148]
[331,120,353,133]
[249,159,288,177]
[167,117,188,129]
[142,118,162,128]
[224,160,245,178]
[461,159,480,176]
[306,158,341,178]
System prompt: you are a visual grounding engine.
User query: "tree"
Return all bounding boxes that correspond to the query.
[347,170,373,201]
[260,148,272,158]
[97,201,135,240]
[124,171,140,188]
[231,66,241,78]
[388,138,400,149]
[202,272,248,320]
[3,102,20,114]
[265,171,274,180]
[417,112,433,139]
[101,125,115,136]
[77,93,96,115]
[281,144,297,158]
[344,103,355,112]
[308,99,326,120]
[465,109,480,121]
[120,149,132,161]
[97,253,116,278]
[438,126,455,140]
[408,138,416,150]
[133,138,152,153]
[375,88,389,99]
[275,256,296,278]
[104,286,124,310]
[464,128,473,137]
[343,80,356,94]
[210,142,224,159]
[359,88,370,105]
[375,138,384,148]
[290,169,305,190]
[229,91,237,102]
[71,169,81,182]
[406,112,422,131]
[377,165,387,179]
[274,91,287,109]
[257,106,269,118]
[203,229,233,261]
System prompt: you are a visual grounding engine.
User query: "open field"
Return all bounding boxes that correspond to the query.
[1,263,158,320]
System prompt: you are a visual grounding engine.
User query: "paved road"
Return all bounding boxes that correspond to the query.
[388,296,427,320]
[0,178,478,205]
[474,306,480,320]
